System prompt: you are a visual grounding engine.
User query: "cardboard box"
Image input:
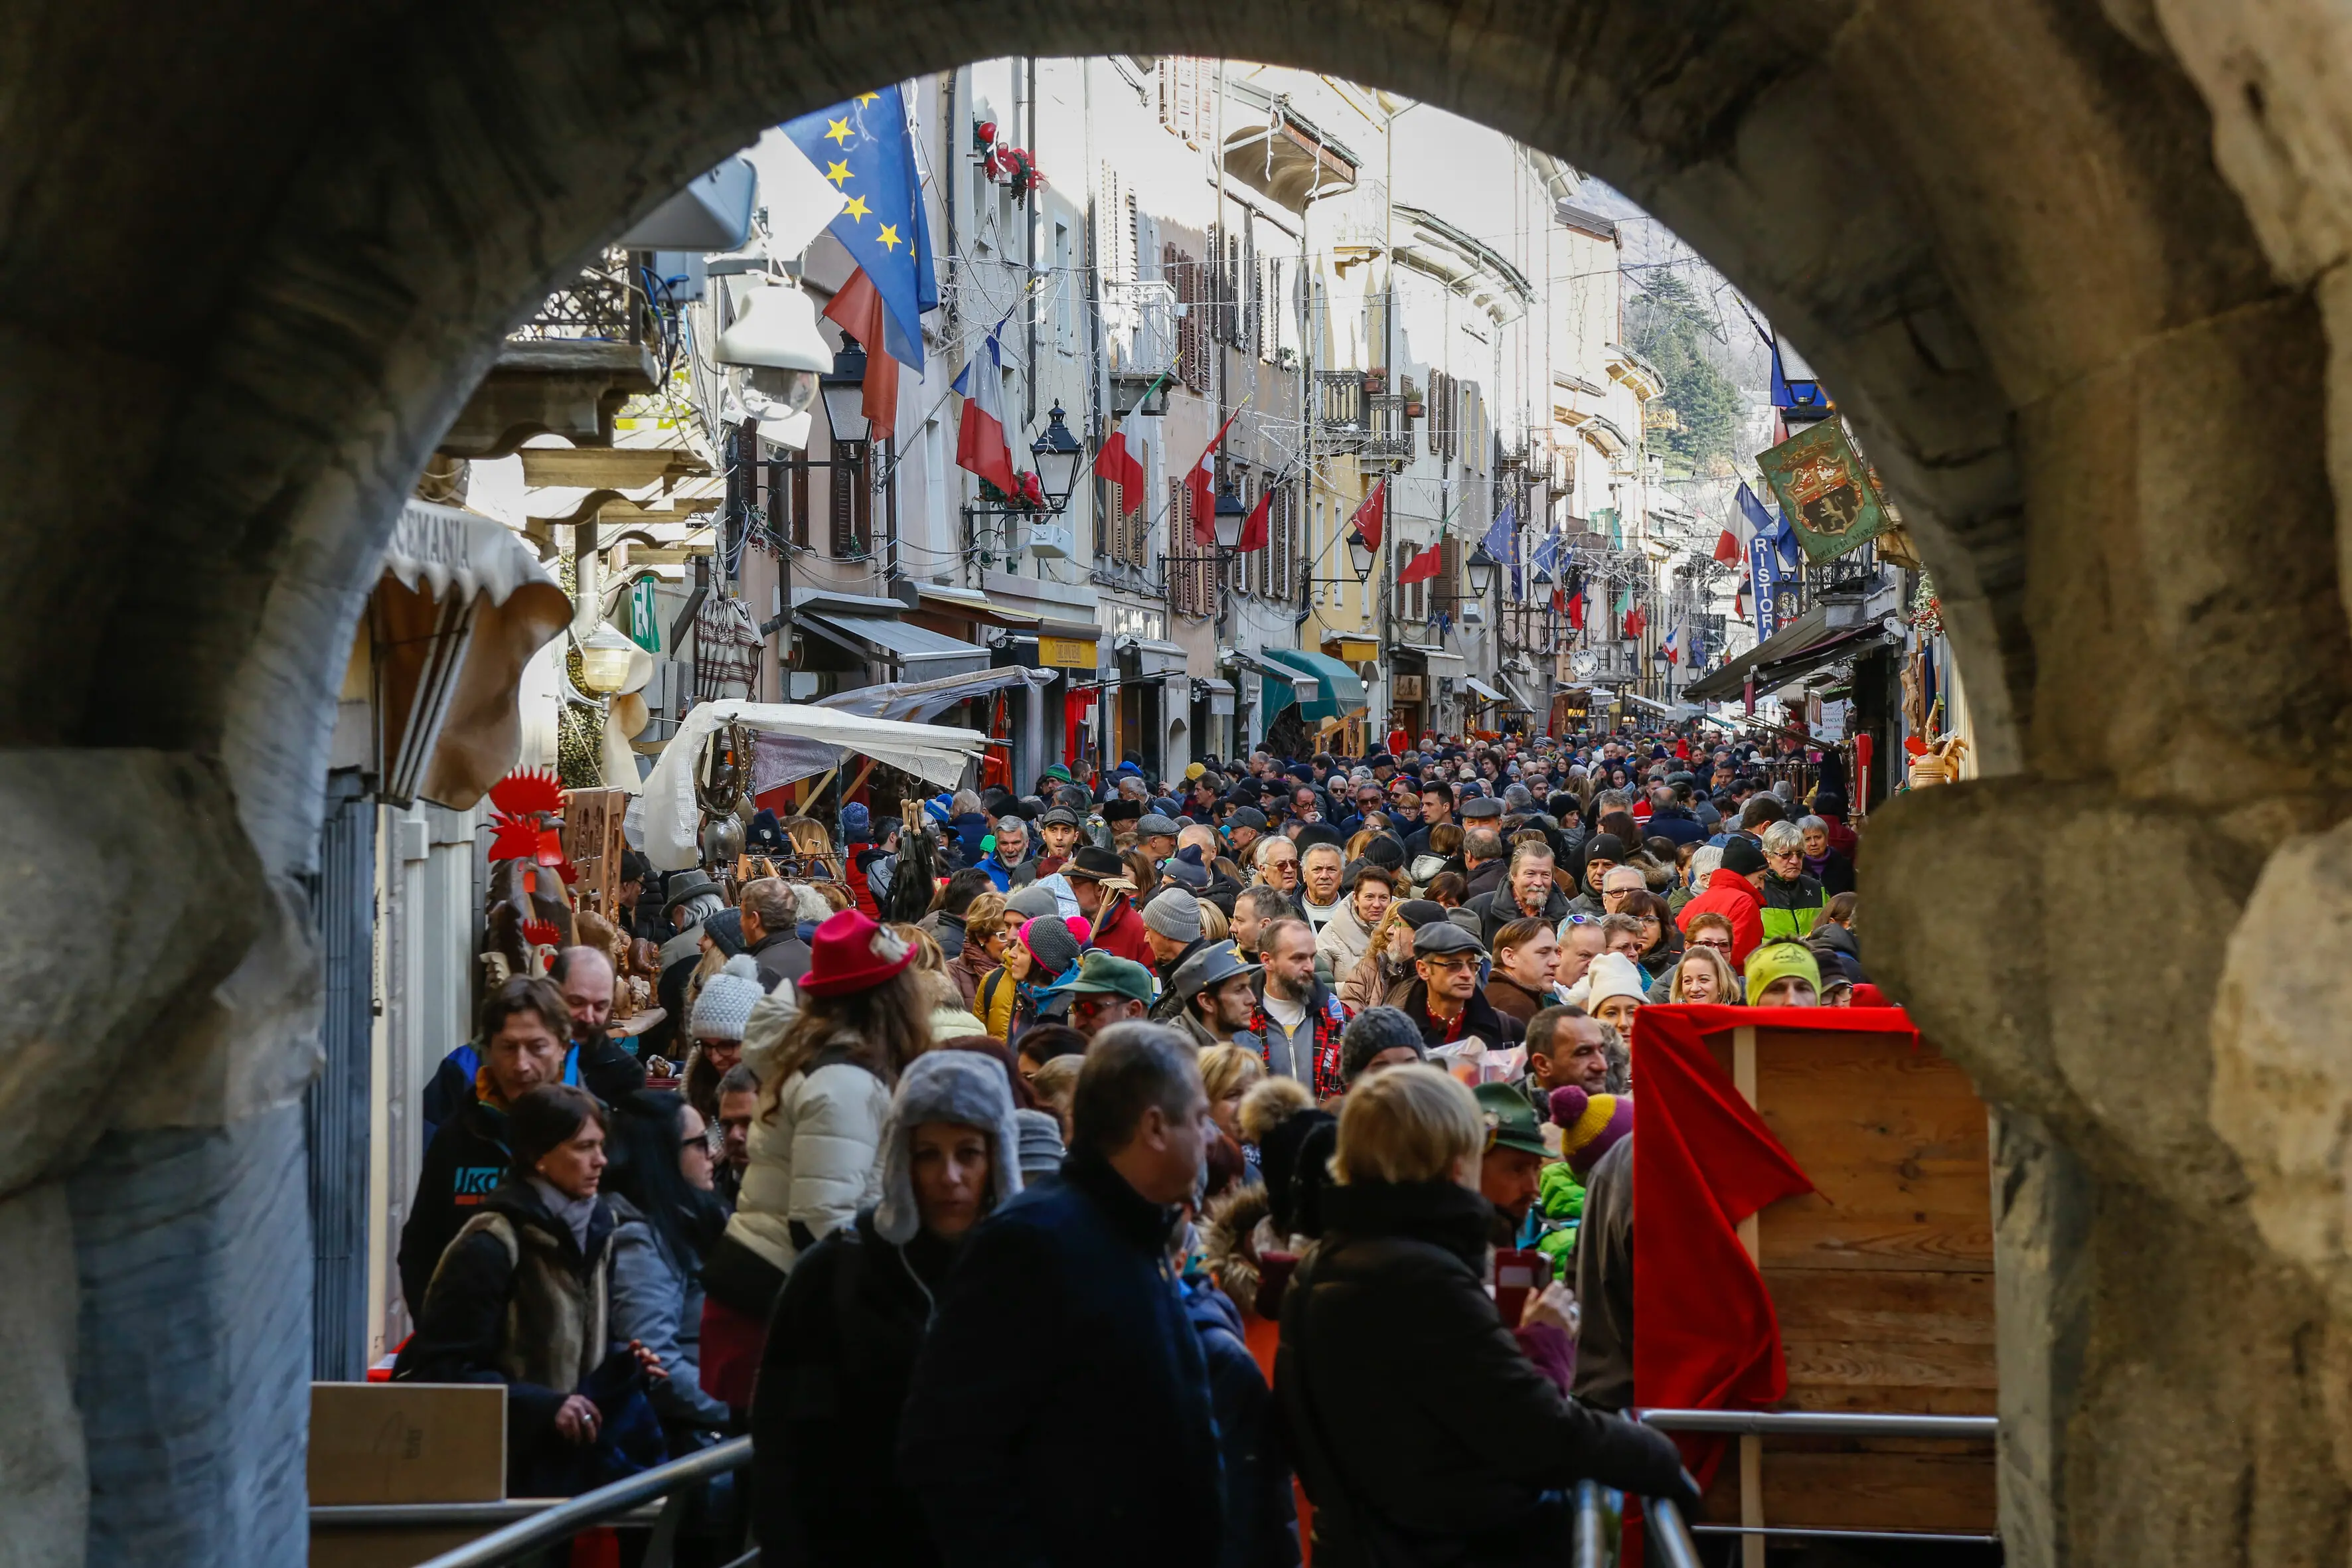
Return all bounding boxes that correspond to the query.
[311,1526,497,1568]
[309,1383,506,1506]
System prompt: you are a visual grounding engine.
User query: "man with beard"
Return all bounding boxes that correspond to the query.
[1469,842,1571,948]
[1168,941,1263,1050]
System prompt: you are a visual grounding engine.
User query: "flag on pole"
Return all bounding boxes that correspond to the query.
[1397,542,1444,584]
[1531,529,1562,583]
[952,325,1016,495]
[1349,478,1387,552]
[1190,408,1244,546]
[1664,626,1680,665]
[1713,528,1743,565]
[1097,427,1147,516]
[1237,485,1272,552]
[823,268,898,429]
[1623,604,1648,639]
[781,87,933,372]
[1567,584,1587,631]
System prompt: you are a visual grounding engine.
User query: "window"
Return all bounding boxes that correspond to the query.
[828,442,870,556]
[1054,221,1073,350]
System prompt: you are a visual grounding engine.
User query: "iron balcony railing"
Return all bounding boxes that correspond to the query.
[1103,277,1180,382]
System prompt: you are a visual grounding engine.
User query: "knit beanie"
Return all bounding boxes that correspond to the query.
[1720,836,1768,877]
[1547,1086,1634,1178]
[1745,939,1822,1000]
[1584,832,1627,864]
[1340,1006,1427,1083]
[689,953,765,1042]
[1013,1108,1066,1182]
[1020,915,1083,979]
[1583,951,1647,1011]
[1142,888,1204,942]
[1164,844,1211,890]
[1004,883,1060,919]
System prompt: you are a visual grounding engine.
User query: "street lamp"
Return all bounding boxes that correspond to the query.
[1346,528,1375,581]
[1030,404,1083,512]
[1213,483,1249,550]
[576,621,638,696]
[1467,545,1498,597]
[819,341,871,443]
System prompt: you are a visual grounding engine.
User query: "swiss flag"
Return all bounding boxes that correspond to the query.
[1190,409,1242,546]
[1098,428,1146,516]
[1238,487,1272,552]
[1350,478,1387,552]
[1624,606,1648,639]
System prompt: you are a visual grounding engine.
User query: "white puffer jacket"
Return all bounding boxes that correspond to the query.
[724,995,892,1276]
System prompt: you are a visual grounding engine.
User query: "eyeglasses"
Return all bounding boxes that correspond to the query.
[1693,936,1734,951]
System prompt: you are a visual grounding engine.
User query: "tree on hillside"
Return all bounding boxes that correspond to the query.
[1626,268,1741,477]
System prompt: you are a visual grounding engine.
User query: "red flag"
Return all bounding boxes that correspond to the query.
[1190,408,1243,546]
[1567,586,1587,631]
[1237,487,1272,552]
[1549,585,1567,615]
[1733,588,1748,622]
[821,268,898,431]
[1349,477,1387,553]
[1713,528,1743,565]
[1624,605,1648,639]
[1397,542,1443,585]
[1098,429,1146,516]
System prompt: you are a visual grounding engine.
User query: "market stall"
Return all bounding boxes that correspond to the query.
[639,699,987,871]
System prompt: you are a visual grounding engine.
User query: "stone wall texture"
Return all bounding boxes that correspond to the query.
[11,0,2352,1561]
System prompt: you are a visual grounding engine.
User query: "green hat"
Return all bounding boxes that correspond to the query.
[1040,950,1156,1004]
[1744,939,1822,1001]
[1473,1081,1549,1158]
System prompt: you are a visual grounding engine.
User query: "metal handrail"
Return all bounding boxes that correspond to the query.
[1570,1478,1607,1568]
[311,1501,665,1529]
[1642,1496,1706,1568]
[404,1435,752,1568]
[1635,1407,1999,1440]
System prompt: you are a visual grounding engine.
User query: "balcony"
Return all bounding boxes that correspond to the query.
[1104,278,1178,415]
[1363,393,1415,463]
[440,248,663,457]
[1314,370,1366,449]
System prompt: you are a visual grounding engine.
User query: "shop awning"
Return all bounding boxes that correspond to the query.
[1462,676,1507,705]
[1321,633,1381,664]
[1395,641,1468,678]
[1117,637,1188,678]
[1685,613,1893,704]
[1225,646,1318,714]
[799,608,990,678]
[1264,647,1369,722]
[371,500,572,811]
[1682,607,1830,702]
[815,663,1054,724]
[1500,673,1546,714]
[643,700,986,870]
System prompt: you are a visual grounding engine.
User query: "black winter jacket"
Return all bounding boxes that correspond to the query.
[1185,1275,1300,1568]
[899,1148,1222,1568]
[755,1209,959,1567]
[1399,979,1524,1053]
[1275,1180,1688,1567]
[394,1178,625,1482]
[398,1098,513,1316]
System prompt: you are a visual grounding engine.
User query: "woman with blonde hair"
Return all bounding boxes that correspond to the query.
[892,921,989,1040]
[1668,942,1740,1006]
[699,911,931,1411]
[1339,901,1419,1015]
[1276,1064,1695,1563]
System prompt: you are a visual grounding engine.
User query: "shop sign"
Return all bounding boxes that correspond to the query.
[1758,418,1894,562]
[1039,637,1097,670]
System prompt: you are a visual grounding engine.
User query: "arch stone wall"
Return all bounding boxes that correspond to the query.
[7,1,2352,1562]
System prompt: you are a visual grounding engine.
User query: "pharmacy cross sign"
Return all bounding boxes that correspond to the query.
[1756,418,1893,564]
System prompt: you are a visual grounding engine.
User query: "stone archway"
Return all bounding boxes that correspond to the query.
[11,3,2352,1563]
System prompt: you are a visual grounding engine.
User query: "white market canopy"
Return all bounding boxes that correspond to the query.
[641,698,987,871]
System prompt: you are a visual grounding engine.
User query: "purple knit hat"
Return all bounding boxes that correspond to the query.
[1547,1085,1634,1178]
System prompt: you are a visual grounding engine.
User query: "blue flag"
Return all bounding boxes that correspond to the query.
[1481,500,1520,597]
[783,86,932,372]
[1737,481,1803,572]
[1530,528,1560,584]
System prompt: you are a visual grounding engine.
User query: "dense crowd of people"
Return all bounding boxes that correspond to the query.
[391,724,1881,1565]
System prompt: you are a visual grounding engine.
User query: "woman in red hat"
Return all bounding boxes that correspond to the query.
[697,909,933,1409]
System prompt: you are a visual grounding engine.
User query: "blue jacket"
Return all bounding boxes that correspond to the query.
[900,1148,1223,1568]
[1643,805,1707,848]
[1184,1277,1300,1568]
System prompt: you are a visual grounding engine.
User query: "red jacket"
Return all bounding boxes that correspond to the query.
[1089,894,1157,967]
[1676,871,1766,966]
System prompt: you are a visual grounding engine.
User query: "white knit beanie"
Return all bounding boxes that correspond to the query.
[689,953,765,1042]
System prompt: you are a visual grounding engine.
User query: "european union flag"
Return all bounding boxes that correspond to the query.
[1480,499,1522,597]
[783,85,935,371]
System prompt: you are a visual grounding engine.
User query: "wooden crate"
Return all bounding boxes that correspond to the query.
[1695,1022,1998,1539]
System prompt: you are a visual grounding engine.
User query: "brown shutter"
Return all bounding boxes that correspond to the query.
[829,442,854,554]
[791,458,810,548]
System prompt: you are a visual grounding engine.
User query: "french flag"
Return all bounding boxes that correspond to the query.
[1664,626,1680,665]
[953,328,1016,495]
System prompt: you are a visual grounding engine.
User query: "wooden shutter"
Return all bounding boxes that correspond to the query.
[791,457,810,548]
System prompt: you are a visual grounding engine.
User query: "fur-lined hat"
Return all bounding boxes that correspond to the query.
[873,1050,1024,1244]
[1201,1182,1272,1314]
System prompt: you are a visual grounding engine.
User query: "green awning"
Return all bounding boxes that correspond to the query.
[1263,647,1368,722]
